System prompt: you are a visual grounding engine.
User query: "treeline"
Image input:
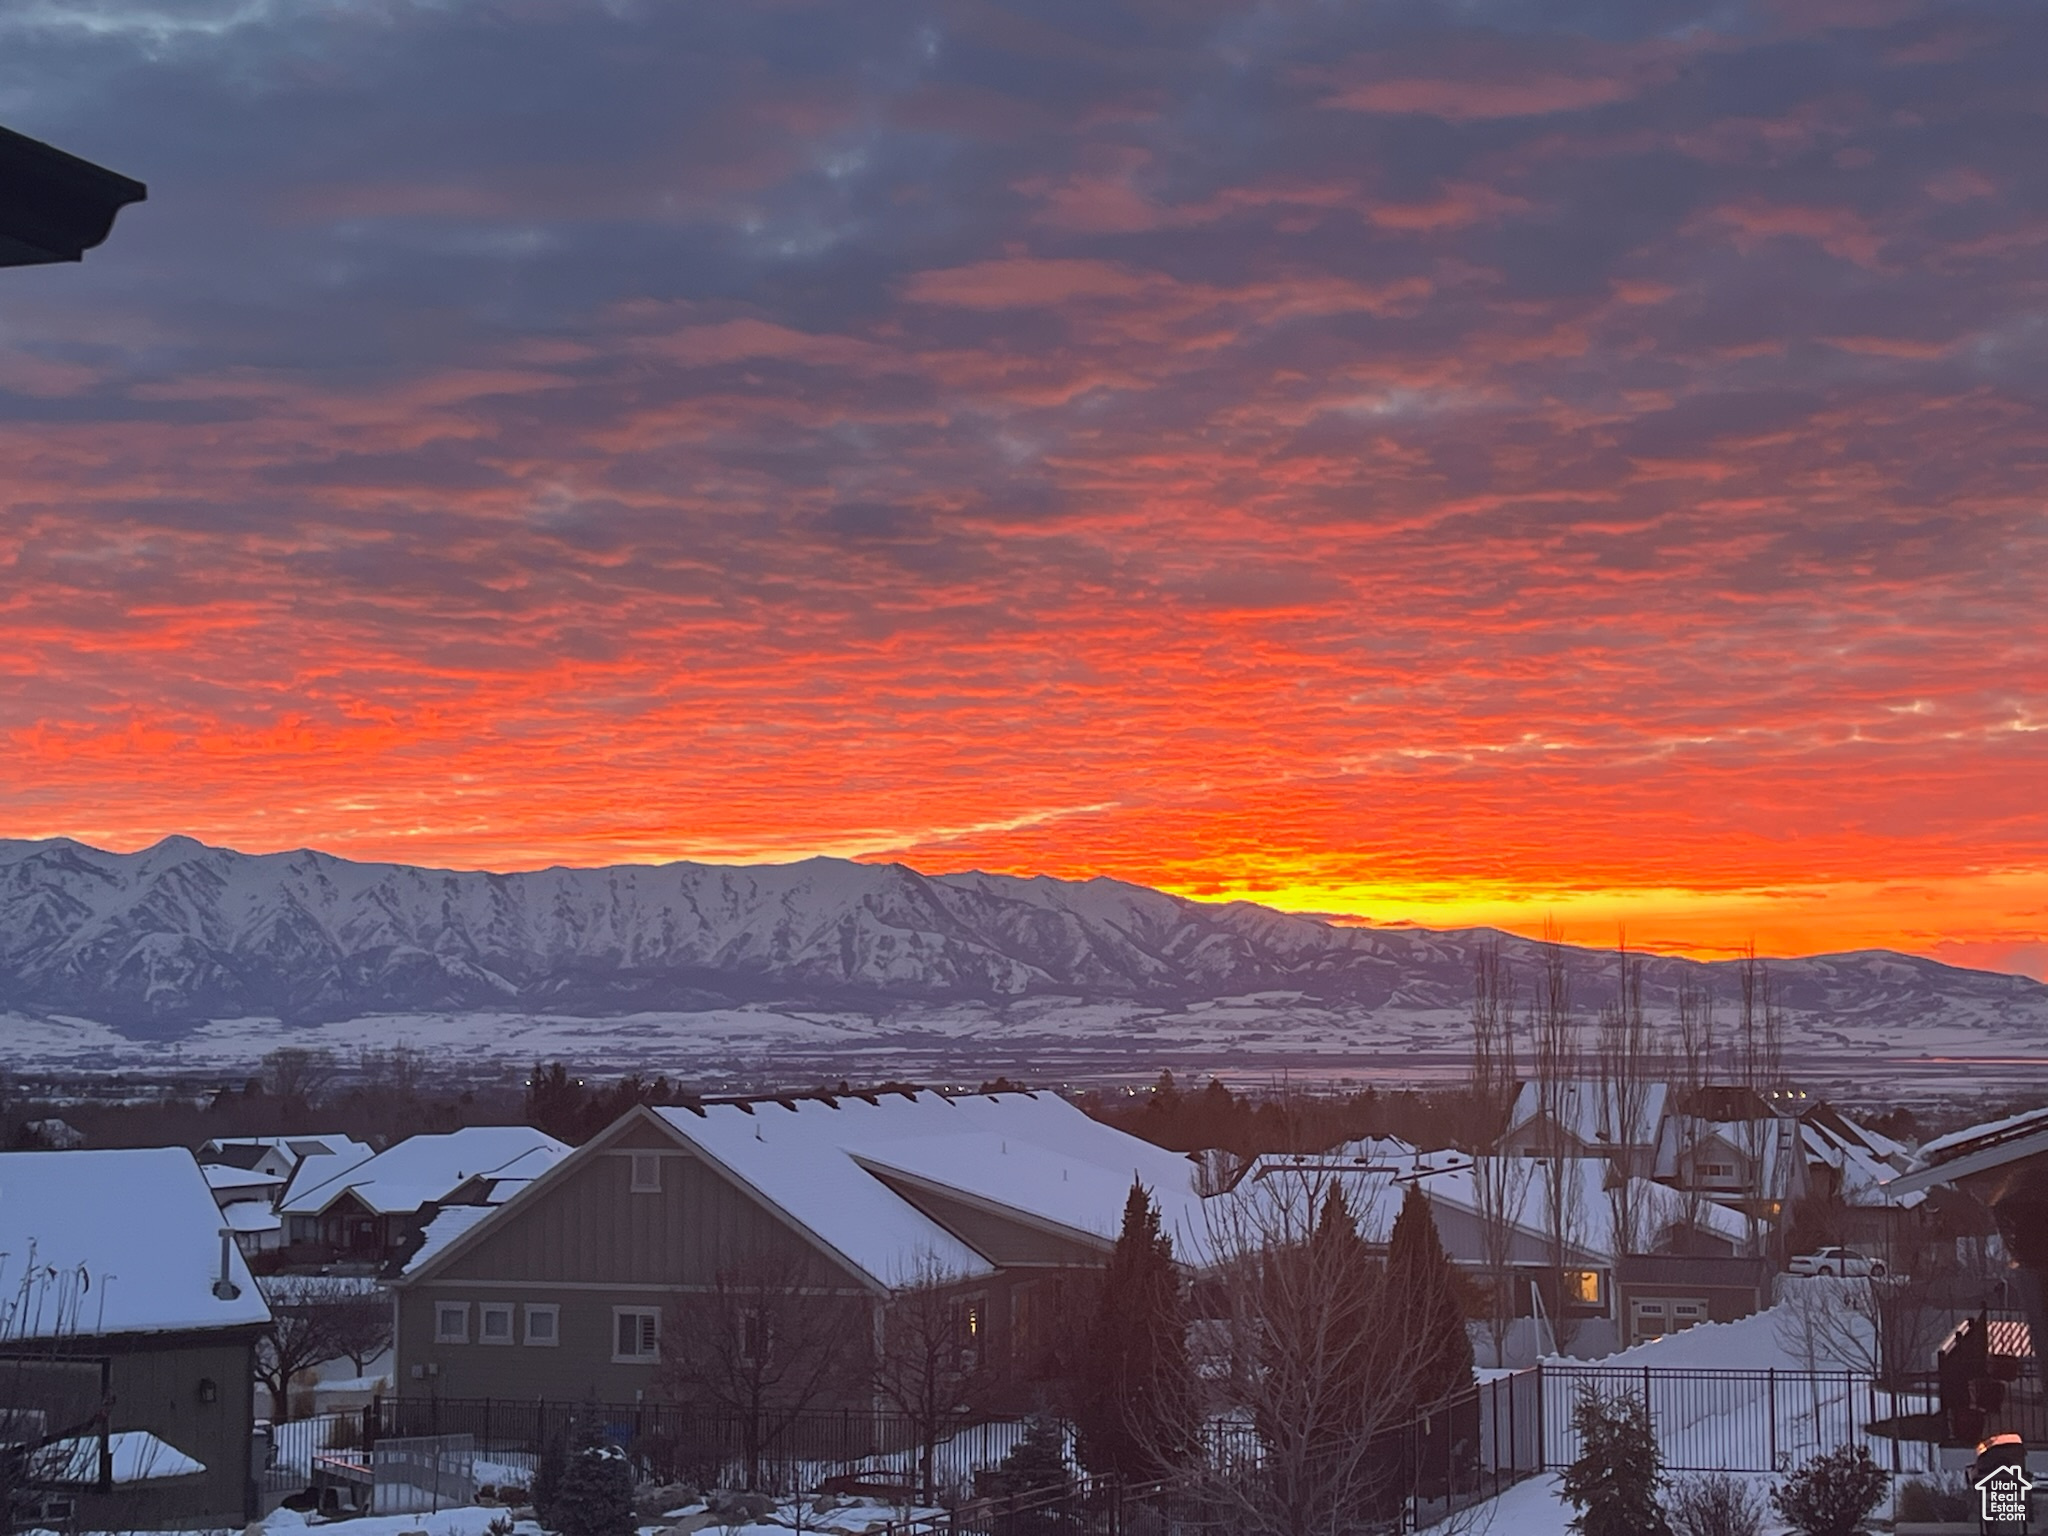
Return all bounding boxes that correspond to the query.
[1081,1072,1493,1157]
[0,1048,521,1151]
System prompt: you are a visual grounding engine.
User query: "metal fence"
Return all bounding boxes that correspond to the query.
[263,1363,1933,1529]
[1536,1364,1939,1476]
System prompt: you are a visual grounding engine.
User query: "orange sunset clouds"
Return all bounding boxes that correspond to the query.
[1,0,2044,976]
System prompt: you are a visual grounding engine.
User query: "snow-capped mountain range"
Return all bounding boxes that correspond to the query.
[2,836,2045,1076]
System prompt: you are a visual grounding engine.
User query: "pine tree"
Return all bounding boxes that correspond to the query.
[974,1414,1071,1501]
[1559,1388,1671,1536]
[1385,1183,1474,1413]
[1073,1182,1197,1480]
[548,1423,635,1536]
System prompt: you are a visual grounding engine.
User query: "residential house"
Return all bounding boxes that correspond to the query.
[1613,1254,1775,1347]
[200,1164,287,1257]
[1498,1079,1670,1173]
[0,1148,272,1527]
[279,1127,569,1269]
[390,1089,1205,1405]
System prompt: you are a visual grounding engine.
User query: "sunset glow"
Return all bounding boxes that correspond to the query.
[3,1,2045,977]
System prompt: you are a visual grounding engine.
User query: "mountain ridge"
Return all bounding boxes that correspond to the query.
[0,837,2042,1052]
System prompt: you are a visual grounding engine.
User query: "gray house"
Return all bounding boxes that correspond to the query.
[0,1148,272,1527]
[391,1090,1205,1404]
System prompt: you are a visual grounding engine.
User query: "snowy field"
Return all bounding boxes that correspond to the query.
[9,1000,2048,1096]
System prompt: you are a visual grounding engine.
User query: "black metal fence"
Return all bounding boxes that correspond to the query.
[1536,1364,1939,1476]
[265,1363,1928,1528]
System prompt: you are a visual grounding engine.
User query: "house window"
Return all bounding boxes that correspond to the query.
[479,1303,514,1345]
[525,1304,560,1346]
[952,1293,986,1367]
[738,1306,768,1366]
[1701,1162,1735,1179]
[435,1302,470,1344]
[631,1153,662,1193]
[1565,1271,1601,1307]
[613,1307,660,1363]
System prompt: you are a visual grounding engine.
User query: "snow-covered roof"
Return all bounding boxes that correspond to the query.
[0,1149,272,1338]
[400,1205,499,1277]
[1418,1157,1749,1264]
[203,1163,286,1194]
[654,1090,1206,1290]
[281,1126,569,1217]
[1920,1107,2048,1162]
[222,1199,282,1234]
[45,1429,206,1485]
[1800,1121,1924,1210]
[1505,1079,1670,1150]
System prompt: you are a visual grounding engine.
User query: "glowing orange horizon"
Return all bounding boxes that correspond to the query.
[2,0,2044,987]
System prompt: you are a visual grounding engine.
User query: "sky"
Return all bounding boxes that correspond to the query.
[2,0,2045,978]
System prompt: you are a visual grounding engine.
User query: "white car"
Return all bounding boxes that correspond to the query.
[1789,1245,1888,1279]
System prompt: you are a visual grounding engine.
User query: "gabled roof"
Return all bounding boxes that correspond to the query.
[0,1148,272,1337]
[397,1090,1206,1294]
[1416,1156,1749,1264]
[281,1126,568,1217]
[1505,1079,1670,1150]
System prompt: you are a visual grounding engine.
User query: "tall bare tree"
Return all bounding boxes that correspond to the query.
[254,1276,380,1420]
[658,1255,873,1491]
[871,1257,996,1504]
[1180,1171,1453,1536]
[1468,939,1531,1365]
[1735,947,1786,1256]
[1596,936,1659,1261]
[1668,973,1716,1248]
[1530,924,1587,1351]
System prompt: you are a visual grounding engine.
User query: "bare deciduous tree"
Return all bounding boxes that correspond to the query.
[1596,936,1659,1261]
[259,1048,337,1107]
[1181,1174,1453,1536]
[255,1276,382,1420]
[657,1255,873,1491]
[1530,924,1587,1351]
[871,1256,995,1504]
[1469,939,1531,1365]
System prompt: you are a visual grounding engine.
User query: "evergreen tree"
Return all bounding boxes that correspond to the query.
[974,1414,1071,1501]
[1073,1182,1197,1480]
[1385,1183,1474,1412]
[1559,1388,1671,1536]
[1308,1185,1377,1449]
[547,1422,635,1536]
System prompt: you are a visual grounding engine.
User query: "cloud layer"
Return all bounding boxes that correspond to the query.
[3,0,2045,973]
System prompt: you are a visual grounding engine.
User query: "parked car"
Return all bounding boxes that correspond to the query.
[1789,1245,1888,1278]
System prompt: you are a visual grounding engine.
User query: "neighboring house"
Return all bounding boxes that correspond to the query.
[390,1090,1204,1404]
[0,1148,271,1527]
[201,1164,288,1257]
[1498,1079,1670,1167]
[279,1127,569,1268]
[1613,1255,1774,1347]
[201,1134,375,1210]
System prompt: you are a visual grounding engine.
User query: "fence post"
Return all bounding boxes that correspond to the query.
[483,1397,492,1457]
[1767,1369,1778,1469]
[1535,1361,1546,1470]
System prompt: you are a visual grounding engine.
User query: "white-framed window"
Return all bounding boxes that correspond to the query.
[1702,1162,1736,1179]
[631,1153,662,1193]
[525,1303,560,1346]
[435,1302,470,1344]
[613,1307,660,1363]
[479,1302,515,1345]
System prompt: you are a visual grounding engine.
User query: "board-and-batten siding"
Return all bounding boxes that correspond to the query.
[425,1141,861,1292]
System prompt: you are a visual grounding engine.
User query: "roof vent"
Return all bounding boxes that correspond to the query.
[211,1228,241,1301]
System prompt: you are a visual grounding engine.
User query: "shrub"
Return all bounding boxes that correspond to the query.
[1770,1445,1889,1536]
[1559,1387,1671,1536]
[551,1438,635,1536]
[975,1415,1072,1502]
[1666,1473,1766,1536]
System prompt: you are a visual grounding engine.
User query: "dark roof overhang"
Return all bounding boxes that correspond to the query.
[0,124,146,268]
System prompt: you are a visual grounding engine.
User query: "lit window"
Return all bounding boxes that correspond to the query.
[631,1153,662,1193]
[1566,1271,1601,1306]
[525,1304,560,1346]
[613,1308,659,1362]
[435,1302,470,1344]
